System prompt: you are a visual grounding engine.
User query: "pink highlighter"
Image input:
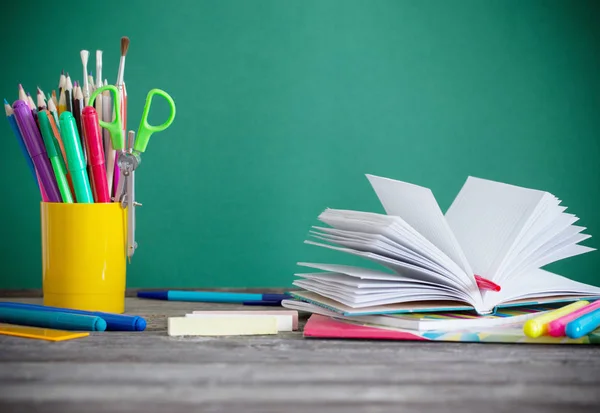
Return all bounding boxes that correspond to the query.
[547,300,600,337]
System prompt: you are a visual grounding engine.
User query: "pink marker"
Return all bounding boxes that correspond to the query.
[547,300,600,337]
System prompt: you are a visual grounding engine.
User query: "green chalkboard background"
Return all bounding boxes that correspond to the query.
[1,0,599,289]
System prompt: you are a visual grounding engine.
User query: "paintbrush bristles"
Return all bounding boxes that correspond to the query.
[121,36,130,56]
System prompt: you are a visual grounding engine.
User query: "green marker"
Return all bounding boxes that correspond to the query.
[38,111,73,203]
[59,111,93,203]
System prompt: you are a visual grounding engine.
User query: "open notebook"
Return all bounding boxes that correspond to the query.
[293,174,600,316]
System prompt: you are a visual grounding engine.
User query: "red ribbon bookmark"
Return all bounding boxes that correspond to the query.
[474,275,501,292]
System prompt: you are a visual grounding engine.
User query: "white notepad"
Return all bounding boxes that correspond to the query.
[168,316,278,336]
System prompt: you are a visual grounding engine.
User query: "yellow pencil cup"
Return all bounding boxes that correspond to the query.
[41,201,127,313]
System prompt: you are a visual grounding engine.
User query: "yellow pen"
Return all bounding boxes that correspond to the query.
[523,300,590,338]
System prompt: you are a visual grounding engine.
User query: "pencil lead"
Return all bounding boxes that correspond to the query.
[4,98,8,106]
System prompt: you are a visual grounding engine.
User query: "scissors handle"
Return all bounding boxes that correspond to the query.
[88,85,124,151]
[134,89,176,153]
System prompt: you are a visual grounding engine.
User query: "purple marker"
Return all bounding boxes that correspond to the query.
[12,100,62,202]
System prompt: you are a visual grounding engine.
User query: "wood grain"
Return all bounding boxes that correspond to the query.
[1,297,599,413]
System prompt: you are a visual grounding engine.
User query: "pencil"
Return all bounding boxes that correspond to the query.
[65,73,73,113]
[36,87,46,111]
[18,84,27,102]
[72,83,87,165]
[58,69,66,95]
[51,90,58,108]
[88,72,95,94]
[57,88,67,116]
[102,79,115,196]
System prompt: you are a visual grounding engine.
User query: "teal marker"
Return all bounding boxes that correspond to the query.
[565,307,600,339]
[59,111,93,203]
[0,307,106,331]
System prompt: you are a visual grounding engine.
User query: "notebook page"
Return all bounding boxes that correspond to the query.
[444,176,546,282]
[309,229,458,279]
[500,214,580,278]
[296,262,434,282]
[294,279,458,299]
[304,240,484,311]
[310,226,446,271]
[516,242,594,274]
[292,279,470,308]
[485,268,600,308]
[318,210,471,287]
[366,174,474,282]
[296,262,468,295]
[493,194,563,281]
[296,272,441,288]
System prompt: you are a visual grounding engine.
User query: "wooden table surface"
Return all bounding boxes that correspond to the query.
[1,297,599,413]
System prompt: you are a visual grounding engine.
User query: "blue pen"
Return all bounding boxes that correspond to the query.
[242,300,284,307]
[137,290,292,303]
[4,98,38,187]
[0,302,146,331]
[0,307,106,331]
[565,307,600,339]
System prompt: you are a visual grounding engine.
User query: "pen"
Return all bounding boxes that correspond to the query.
[82,106,110,202]
[38,111,73,203]
[59,111,93,203]
[548,300,600,337]
[565,306,600,339]
[12,100,62,202]
[137,290,292,303]
[523,300,590,338]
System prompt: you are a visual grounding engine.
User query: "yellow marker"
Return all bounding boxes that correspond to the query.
[0,323,89,342]
[523,301,590,338]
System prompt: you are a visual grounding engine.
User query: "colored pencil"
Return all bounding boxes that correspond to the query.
[64,73,73,113]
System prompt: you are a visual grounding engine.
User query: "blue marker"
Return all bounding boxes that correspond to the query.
[137,290,291,303]
[0,307,106,331]
[0,302,146,331]
[565,307,600,339]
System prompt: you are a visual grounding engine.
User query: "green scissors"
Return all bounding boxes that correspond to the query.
[88,85,176,261]
[88,84,176,154]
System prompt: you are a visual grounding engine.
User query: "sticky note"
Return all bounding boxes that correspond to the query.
[168,315,278,337]
[190,310,299,330]
[0,323,90,341]
[186,312,295,331]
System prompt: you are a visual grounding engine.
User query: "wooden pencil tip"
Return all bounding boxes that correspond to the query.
[121,36,130,56]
